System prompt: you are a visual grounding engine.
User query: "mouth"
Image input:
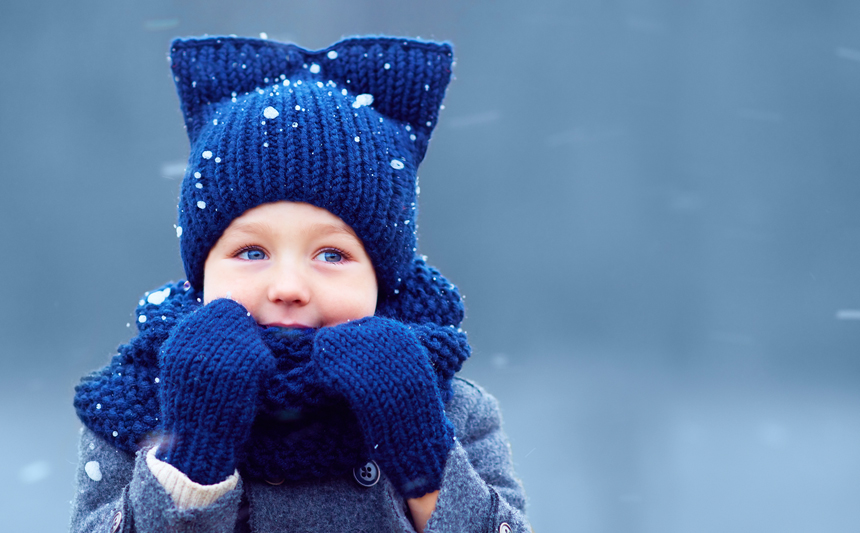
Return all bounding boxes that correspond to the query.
[263,322,314,330]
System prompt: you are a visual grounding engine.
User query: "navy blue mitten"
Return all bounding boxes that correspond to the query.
[156,299,275,485]
[313,316,455,498]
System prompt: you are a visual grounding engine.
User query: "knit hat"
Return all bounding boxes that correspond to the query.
[171,36,453,303]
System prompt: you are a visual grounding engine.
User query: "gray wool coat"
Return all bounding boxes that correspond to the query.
[69,378,531,533]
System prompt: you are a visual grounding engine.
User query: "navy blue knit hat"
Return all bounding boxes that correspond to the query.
[171,36,453,305]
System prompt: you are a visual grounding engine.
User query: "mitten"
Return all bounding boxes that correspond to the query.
[156,298,275,485]
[313,316,455,498]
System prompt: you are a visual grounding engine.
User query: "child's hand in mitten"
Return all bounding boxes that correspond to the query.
[312,316,454,499]
[156,298,275,485]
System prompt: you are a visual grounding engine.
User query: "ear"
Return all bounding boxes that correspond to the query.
[376,257,465,327]
[170,36,453,159]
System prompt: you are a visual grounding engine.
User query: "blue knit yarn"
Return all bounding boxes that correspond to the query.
[74,35,470,494]
[74,280,470,486]
[171,36,453,298]
[155,298,275,485]
[312,317,455,498]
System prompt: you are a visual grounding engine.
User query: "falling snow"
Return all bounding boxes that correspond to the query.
[176,226,182,237]
[138,315,147,323]
[327,50,338,59]
[193,172,201,179]
[85,461,103,482]
[835,309,860,320]
[263,106,279,119]
[197,201,206,209]
[353,94,374,108]
[146,287,171,305]
[19,461,50,484]
[390,159,405,170]
[201,151,213,159]
[310,63,321,74]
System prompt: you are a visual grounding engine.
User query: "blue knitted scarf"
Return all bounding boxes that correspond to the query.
[74,278,470,482]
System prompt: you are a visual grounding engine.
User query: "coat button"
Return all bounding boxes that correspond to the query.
[498,523,512,533]
[109,511,123,532]
[353,460,380,487]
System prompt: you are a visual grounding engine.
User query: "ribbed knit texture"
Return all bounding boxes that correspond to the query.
[170,36,453,297]
[74,34,470,493]
[156,298,275,485]
[313,317,455,498]
[74,280,470,485]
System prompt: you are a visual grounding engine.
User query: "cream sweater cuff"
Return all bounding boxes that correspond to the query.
[146,447,239,510]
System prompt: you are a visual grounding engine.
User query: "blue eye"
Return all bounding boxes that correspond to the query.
[238,248,267,260]
[315,250,343,263]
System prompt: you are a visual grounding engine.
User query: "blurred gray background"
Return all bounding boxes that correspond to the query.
[2,0,859,531]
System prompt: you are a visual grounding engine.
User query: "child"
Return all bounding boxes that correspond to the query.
[71,35,530,533]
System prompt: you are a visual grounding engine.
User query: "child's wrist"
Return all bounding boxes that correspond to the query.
[407,490,440,533]
[146,446,238,509]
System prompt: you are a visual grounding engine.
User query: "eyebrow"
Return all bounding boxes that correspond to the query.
[229,220,359,239]
[304,222,359,239]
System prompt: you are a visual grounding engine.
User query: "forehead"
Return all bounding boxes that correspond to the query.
[224,201,360,240]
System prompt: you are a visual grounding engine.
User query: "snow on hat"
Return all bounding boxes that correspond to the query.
[170,36,453,305]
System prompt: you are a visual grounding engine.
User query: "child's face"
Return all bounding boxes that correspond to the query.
[203,201,378,329]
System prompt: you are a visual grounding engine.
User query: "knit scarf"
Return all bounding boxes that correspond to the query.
[74,280,470,482]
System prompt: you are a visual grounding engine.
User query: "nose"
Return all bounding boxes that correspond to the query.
[267,261,311,306]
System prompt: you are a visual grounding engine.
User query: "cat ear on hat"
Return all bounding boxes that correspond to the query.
[322,37,453,162]
[169,37,301,141]
[169,36,453,159]
[376,257,465,328]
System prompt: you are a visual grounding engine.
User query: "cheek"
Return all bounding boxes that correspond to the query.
[354,277,379,319]
[203,269,254,308]
[349,269,378,319]
[202,270,229,305]
[202,259,227,304]
[321,281,378,326]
